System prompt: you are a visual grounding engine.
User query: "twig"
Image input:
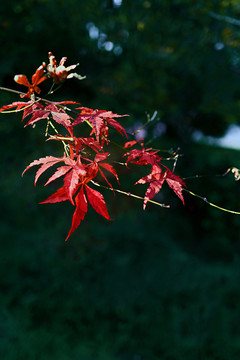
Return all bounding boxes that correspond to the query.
[132,110,159,136]
[91,180,170,208]
[183,167,240,181]
[184,188,240,215]
[209,11,240,27]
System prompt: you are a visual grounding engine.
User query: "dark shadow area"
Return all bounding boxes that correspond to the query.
[1,1,240,359]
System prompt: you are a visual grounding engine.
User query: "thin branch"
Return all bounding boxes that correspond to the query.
[47,83,63,96]
[48,122,70,156]
[0,86,25,97]
[182,167,239,181]
[132,110,159,136]
[0,86,72,111]
[209,11,240,27]
[184,188,240,215]
[91,180,170,208]
[48,135,74,141]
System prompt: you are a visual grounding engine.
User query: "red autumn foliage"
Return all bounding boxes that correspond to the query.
[124,143,185,209]
[73,107,128,144]
[0,52,186,241]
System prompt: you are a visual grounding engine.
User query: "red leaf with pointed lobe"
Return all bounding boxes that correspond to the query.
[97,167,114,189]
[72,107,95,125]
[85,185,111,220]
[34,160,65,185]
[105,116,127,137]
[23,102,72,128]
[64,169,82,205]
[135,164,162,184]
[65,186,88,241]
[44,165,71,186]
[24,109,50,127]
[124,147,161,166]
[83,164,98,184]
[73,108,128,142]
[138,150,161,165]
[73,109,106,142]
[65,184,112,240]
[87,152,119,187]
[142,178,165,210]
[135,165,185,208]
[22,156,65,182]
[99,162,120,183]
[90,115,105,141]
[166,172,186,205]
[51,111,71,127]
[39,185,69,204]
[94,152,109,163]
[0,101,33,112]
[123,139,144,148]
[135,165,164,209]
[74,137,103,153]
[22,102,44,120]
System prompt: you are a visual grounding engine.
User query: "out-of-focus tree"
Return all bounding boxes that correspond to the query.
[1,0,240,142]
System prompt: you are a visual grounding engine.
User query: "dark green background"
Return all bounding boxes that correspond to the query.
[1,1,240,359]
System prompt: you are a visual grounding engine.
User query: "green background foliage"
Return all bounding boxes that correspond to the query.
[1,0,240,359]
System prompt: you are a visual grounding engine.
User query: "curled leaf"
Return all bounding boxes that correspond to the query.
[47,52,86,84]
[14,64,47,99]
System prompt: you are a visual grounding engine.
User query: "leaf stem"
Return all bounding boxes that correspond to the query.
[48,135,74,141]
[47,83,62,96]
[48,122,70,156]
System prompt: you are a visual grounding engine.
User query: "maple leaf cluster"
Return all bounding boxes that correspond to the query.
[124,140,185,209]
[0,52,186,241]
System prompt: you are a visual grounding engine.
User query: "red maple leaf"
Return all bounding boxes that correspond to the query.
[85,152,120,189]
[22,101,44,120]
[135,164,185,209]
[123,139,144,148]
[39,185,70,204]
[14,64,47,99]
[74,136,103,154]
[165,171,185,205]
[22,155,68,183]
[0,100,33,113]
[73,107,128,143]
[23,102,72,128]
[124,146,162,166]
[65,186,88,241]
[22,155,85,200]
[23,152,112,240]
[65,184,111,241]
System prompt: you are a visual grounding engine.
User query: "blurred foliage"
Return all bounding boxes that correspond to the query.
[1,141,240,359]
[1,0,240,359]
[2,0,240,138]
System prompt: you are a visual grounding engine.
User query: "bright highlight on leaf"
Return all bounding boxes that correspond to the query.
[47,52,86,84]
[14,65,47,99]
